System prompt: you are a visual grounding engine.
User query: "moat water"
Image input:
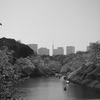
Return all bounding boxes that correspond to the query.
[17,77,100,100]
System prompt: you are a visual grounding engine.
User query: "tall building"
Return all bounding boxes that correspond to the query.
[53,47,64,55]
[38,47,49,55]
[57,47,64,55]
[87,46,90,51]
[28,44,38,53]
[87,43,94,51]
[53,49,58,55]
[52,40,54,56]
[66,46,75,55]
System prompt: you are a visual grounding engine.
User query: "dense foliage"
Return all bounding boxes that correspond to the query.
[0,48,21,99]
[61,52,89,74]
[0,37,34,58]
[31,56,62,76]
[61,42,100,90]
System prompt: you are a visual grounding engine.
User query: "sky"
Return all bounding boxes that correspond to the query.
[0,0,100,55]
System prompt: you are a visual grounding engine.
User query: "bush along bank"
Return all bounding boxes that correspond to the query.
[0,37,36,99]
[61,42,100,92]
[0,48,21,99]
[0,39,62,99]
[0,48,41,99]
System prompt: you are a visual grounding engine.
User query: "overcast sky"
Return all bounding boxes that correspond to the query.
[0,0,100,55]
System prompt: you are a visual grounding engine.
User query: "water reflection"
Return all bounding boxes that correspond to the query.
[65,83,100,100]
[17,77,100,100]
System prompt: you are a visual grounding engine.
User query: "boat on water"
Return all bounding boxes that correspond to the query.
[63,87,67,91]
[65,80,70,84]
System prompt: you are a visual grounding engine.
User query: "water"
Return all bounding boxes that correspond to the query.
[17,77,100,100]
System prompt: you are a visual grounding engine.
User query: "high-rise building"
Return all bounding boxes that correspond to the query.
[38,47,49,55]
[87,43,94,51]
[53,49,58,55]
[66,46,75,55]
[52,40,54,56]
[57,47,64,55]
[53,47,64,55]
[87,46,90,51]
[28,44,38,53]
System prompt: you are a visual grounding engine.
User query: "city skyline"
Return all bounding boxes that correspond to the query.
[27,41,95,55]
[27,42,94,55]
[28,42,75,55]
[0,0,100,55]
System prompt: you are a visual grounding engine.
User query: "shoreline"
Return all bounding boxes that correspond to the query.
[67,78,100,93]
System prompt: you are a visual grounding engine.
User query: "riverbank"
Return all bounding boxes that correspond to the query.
[61,42,100,94]
[67,78,100,94]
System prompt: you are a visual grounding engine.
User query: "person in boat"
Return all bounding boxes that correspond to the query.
[63,76,70,91]
[63,87,67,91]
[63,76,67,91]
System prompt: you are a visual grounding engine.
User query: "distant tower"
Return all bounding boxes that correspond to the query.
[52,40,54,56]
